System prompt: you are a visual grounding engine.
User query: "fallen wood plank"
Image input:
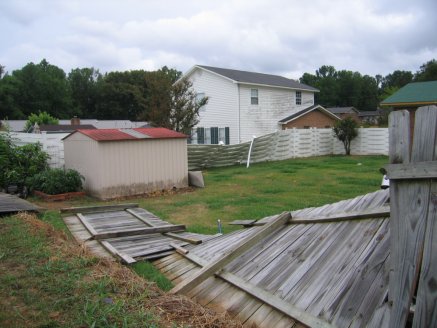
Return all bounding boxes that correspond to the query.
[164,232,202,245]
[170,242,189,255]
[170,211,290,295]
[229,219,257,226]
[125,208,155,226]
[290,205,391,224]
[100,240,136,264]
[93,225,186,240]
[219,271,335,328]
[61,203,138,214]
[76,213,99,236]
[385,161,437,180]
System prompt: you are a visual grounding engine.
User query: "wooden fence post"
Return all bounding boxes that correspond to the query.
[387,106,437,327]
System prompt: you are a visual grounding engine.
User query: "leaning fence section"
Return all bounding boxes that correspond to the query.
[6,132,67,168]
[188,128,389,170]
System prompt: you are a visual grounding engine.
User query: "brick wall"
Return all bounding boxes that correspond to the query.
[281,110,337,129]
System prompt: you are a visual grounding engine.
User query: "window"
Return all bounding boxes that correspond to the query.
[195,127,229,144]
[218,127,230,145]
[196,92,206,111]
[296,91,302,105]
[251,89,259,105]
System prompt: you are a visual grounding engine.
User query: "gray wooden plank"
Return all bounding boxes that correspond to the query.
[93,225,186,240]
[389,107,437,328]
[413,184,437,328]
[386,161,437,180]
[170,212,290,294]
[60,203,138,214]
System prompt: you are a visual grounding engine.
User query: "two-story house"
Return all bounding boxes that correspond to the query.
[180,65,324,144]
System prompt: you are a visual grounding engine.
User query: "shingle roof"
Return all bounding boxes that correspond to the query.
[40,124,96,132]
[380,80,437,106]
[197,65,319,92]
[65,128,187,141]
[279,105,341,124]
[326,107,358,114]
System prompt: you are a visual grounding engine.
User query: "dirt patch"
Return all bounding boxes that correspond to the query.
[3,213,242,328]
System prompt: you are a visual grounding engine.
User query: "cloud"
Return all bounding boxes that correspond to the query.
[0,0,436,78]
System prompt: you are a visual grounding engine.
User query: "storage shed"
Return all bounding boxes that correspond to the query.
[63,128,188,199]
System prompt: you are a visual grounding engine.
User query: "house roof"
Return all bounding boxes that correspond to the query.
[185,65,319,92]
[63,128,187,141]
[39,124,96,133]
[278,104,341,124]
[325,106,359,114]
[156,189,391,327]
[380,80,437,107]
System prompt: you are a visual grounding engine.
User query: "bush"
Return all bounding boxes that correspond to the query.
[0,134,49,189]
[333,118,358,155]
[29,169,84,195]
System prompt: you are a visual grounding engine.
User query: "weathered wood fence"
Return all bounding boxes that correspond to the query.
[385,105,437,327]
[188,128,388,170]
[4,132,67,168]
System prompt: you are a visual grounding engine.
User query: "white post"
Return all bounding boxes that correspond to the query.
[246,135,256,168]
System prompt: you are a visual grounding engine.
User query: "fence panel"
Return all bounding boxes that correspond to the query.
[6,132,67,168]
[188,128,388,170]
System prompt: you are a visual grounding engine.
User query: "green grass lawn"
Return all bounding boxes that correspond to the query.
[138,155,388,234]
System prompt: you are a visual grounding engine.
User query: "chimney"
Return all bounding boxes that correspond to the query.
[71,117,80,125]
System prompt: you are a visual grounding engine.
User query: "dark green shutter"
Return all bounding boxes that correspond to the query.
[225,127,230,145]
[197,127,205,144]
[211,127,219,144]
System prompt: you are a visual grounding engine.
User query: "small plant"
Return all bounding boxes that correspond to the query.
[30,168,84,195]
[333,118,358,155]
[24,111,59,132]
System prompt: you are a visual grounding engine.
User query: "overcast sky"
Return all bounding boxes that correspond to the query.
[1,0,436,79]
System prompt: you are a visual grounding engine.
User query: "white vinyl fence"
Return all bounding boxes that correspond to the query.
[3,128,388,171]
[188,128,388,170]
[5,132,67,168]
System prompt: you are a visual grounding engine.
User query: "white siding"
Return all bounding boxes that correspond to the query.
[188,68,239,144]
[64,134,188,199]
[239,86,314,143]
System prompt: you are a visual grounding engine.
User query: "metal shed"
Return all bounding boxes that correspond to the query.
[63,128,188,199]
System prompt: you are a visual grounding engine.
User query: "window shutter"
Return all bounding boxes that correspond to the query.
[197,127,205,144]
[211,127,219,144]
[225,127,230,145]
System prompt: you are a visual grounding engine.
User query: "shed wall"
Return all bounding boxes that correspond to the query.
[64,136,188,199]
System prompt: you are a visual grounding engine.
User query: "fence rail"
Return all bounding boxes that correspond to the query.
[188,128,389,170]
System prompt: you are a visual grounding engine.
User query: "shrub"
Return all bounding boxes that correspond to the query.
[0,134,49,189]
[30,169,84,195]
[333,118,358,155]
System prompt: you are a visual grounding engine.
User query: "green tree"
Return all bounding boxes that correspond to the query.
[414,59,437,81]
[0,59,72,119]
[24,111,59,132]
[169,79,208,134]
[333,118,358,155]
[68,67,102,118]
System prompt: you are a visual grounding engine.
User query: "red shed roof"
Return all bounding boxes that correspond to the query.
[64,128,187,141]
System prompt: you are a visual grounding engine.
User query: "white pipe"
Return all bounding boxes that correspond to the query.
[246,135,256,168]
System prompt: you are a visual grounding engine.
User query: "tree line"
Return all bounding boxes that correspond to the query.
[0,60,206,134]
[1,59,436,128]
[300,59,437,110]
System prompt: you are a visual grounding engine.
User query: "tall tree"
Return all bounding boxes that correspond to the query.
[169,79,208,134]
[414,59,437,81]
[0,59,72,119]
[68,67,102,118]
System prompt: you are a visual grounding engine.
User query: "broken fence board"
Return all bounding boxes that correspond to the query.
[61,203,138,214]
[164,232,202,245]
[76,213,99,236]
[170,212,291,295]
[219,271,334,328]
[100,240,136,264]
[93,225,186,240]
[386,161,437,180]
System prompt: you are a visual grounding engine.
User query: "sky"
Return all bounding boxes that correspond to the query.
[1,0,436,80]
